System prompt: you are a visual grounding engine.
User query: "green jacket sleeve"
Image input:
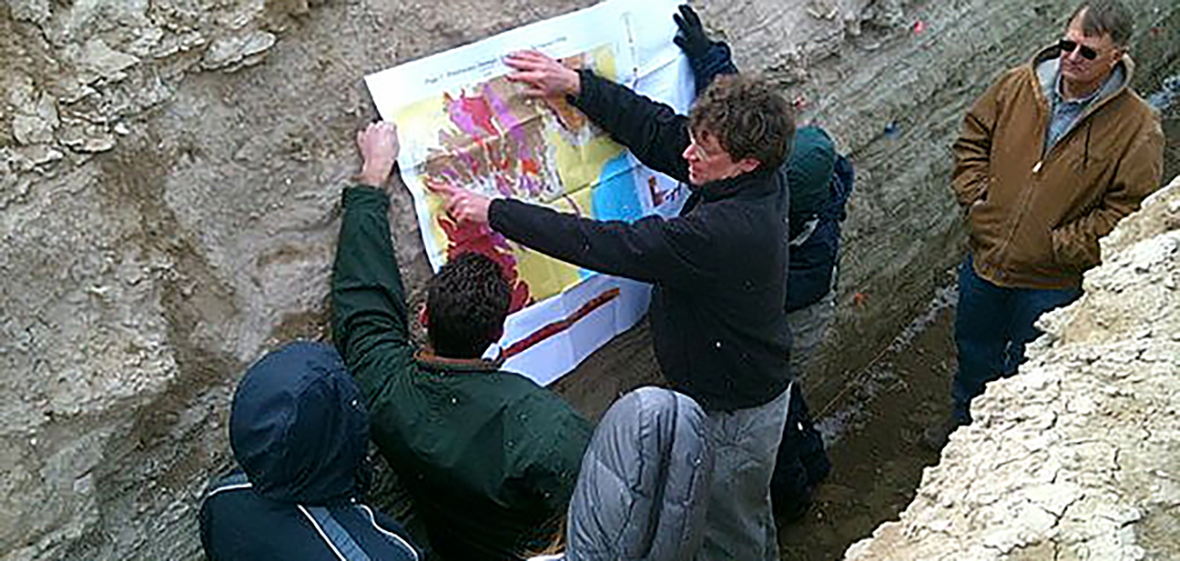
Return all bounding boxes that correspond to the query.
[331,185,416,404]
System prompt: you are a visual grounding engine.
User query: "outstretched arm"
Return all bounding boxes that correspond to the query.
[331,122,416,402]
[504,50,690,183]
[428,180,714,290]
[487,198,713,290]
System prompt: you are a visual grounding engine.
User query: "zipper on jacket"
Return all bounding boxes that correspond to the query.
[1004,75,1051,261]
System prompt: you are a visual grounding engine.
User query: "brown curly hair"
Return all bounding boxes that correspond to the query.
[688,74,795,173]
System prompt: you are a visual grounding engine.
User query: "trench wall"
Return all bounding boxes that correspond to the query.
[1,0,1178,558]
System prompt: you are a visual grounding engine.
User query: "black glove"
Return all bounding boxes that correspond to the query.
[673,4,711,60]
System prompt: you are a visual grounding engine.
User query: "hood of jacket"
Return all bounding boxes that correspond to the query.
[229,341,369,505]
[565,387,712,561]
[785,126,837,225]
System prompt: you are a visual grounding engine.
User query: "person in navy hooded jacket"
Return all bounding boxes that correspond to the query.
[199,342,420,561]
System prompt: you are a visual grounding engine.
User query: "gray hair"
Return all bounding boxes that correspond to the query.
[1070,1,1134,47]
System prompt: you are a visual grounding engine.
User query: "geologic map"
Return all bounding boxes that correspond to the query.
[366,0,694,384]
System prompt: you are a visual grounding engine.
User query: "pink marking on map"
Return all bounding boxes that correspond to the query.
[494,174,515,197]
[443,93,479,138]
[484,86,528,145]
[519,174,542,197]
[456,92,499,138]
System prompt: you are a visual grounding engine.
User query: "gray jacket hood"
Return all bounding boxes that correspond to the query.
[565,387,713,561]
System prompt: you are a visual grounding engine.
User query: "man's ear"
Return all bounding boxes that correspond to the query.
[736,157,762,174]
[1110,46,1127,68]
[418,303,430,327]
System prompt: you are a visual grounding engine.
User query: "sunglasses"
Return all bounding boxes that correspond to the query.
[1058,39,1098,61]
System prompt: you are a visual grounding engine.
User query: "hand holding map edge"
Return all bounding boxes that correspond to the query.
[672,4,710,59]
[504,50,582,98]
[356,121,400,187]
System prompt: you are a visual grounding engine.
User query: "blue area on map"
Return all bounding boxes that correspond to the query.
[582,153,642,279]
[592,153,642,221]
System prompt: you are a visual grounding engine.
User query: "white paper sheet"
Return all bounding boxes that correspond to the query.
[365,0,692,385]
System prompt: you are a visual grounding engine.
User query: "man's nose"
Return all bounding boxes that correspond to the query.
[681,144,695,161]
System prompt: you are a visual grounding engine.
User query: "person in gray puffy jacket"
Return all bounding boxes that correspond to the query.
[529,386,718,561]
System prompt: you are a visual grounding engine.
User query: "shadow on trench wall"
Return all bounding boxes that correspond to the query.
[1163,105,1180,182]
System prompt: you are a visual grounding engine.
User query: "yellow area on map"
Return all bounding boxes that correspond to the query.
[396,45,629,304]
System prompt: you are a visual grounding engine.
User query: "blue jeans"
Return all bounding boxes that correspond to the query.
[952,255,1081,424]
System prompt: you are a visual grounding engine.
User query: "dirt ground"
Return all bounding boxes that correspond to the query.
[776,289,956,560]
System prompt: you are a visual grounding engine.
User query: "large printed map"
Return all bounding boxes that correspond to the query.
[366,0,694,384]
[395,46,642,310]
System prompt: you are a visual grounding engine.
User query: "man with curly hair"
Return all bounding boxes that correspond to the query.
[434,46,796,560]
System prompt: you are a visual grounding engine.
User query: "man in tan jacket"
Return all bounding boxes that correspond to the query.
[928,0,1164,448]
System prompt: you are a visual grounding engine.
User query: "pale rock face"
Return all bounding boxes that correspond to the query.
[845,175,1180,560]
[11,89,59,146]
[71,37,142,84]
[201,30,277,71]
[0,0,1177,559]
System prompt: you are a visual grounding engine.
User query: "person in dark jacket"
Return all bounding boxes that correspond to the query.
[333,122,593,561]
[199,341,420,561]
[672,3,852,520]
[675,5,854,343]
[434,41,796,559]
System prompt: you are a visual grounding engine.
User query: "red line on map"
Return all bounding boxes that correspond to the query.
[502,288,622,359]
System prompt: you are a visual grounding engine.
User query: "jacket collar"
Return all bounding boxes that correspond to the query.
[414,348,504,373]
[690,167,780,203]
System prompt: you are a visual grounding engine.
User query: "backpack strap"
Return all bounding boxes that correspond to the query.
[788,218,820,247]
[299,505,372,561]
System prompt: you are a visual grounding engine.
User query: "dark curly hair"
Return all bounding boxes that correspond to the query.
[688,74,796,173]
[426,252,512,358]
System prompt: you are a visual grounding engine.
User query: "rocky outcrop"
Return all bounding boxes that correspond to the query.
[845,174,1180,560]
[0,0,1177,559]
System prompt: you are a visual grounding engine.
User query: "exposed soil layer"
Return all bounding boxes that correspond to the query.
[777,290,955,560]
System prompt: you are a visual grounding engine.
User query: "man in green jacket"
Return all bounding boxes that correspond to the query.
[928,0,1164,448]
[332,121,593,560]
